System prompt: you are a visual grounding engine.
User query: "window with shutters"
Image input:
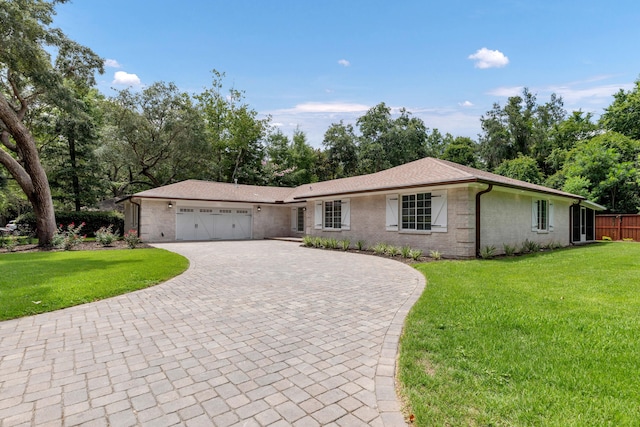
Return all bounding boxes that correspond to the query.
[401,193,432,231]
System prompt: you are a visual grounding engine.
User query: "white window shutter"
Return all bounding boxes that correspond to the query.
[431,190,448,232]
[341,199,350,230]
[386,195,398,231]
[314,201,323,229]
[532,200,538,231]
[549,201,554,232]
[291,207,297,232]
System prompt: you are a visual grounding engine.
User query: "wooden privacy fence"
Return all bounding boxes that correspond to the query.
[596,214,640,241]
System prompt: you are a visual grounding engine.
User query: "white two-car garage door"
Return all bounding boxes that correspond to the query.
[176,208,252,241]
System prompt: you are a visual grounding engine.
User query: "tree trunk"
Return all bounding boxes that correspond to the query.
[68,134,82,211]
[0,95,57,246]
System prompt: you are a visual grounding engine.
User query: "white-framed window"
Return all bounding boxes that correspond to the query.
[388,190,447,233]
[325,200,342,229]
[532,199,554,232]
[314,199,350,230]
[402,193,431,230]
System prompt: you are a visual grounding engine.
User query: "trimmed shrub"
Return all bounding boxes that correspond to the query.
[17,211,124,237]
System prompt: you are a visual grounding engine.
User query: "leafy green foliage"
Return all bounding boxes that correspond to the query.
[520,239,540,253]
[479,245,496,259]
[600,78,640,140]
[494,154,543,184]
[123,230,141,249]
[562,132,640,212]
[502,243,517,256]
[17,211,123,237]
[95,225,119,247]
[409,249,423,260]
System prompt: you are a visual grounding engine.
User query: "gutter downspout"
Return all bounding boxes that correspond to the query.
[475,184,493,257]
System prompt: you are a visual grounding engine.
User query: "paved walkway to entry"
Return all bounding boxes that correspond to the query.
[0,241,425,426]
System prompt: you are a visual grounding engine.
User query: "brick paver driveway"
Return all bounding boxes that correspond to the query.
[0,240,425,426]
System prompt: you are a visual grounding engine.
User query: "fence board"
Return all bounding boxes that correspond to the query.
[596,214,640,241]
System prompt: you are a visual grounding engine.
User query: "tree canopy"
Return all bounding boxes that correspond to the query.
[3,1,640,237]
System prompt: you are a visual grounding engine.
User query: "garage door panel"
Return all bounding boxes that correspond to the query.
[179,207,252,241]
[177,209,196,240]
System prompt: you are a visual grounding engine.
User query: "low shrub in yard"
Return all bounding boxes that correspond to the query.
[95,225,119,247]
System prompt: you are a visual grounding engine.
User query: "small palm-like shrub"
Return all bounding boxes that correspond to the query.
[401,245,412,258]
[521,239,540,254]
[372,243,388,255]
[356,240,366,251]
[387,245,400,256]
[480,245,496,259]
[326,238,339,249]
[503,243,517,257]
[340,239,350,251]
[429,250,442,260]
[302,235,314,247]
[409,249,423,261]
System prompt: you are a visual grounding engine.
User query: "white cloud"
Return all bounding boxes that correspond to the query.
[459,100,474,107]
[112,71,141,87]
[287,102,370,114]
[468,48,509,69]
[338,59,351,67]
[487,86,523,97]
[546,83,633,105]
[104,59,121,68]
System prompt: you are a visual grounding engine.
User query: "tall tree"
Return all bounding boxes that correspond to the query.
[440,136,479,167]
[479,88,566,172]
[494,154,543,184]
[40,86,105,210]
[103,82,209,191]
[356,103,429,174]
[322,121,358,179]
[196,70,268,184]
[0,0,103,244]
[600,78,640,140]
[357,103,393,173]
[562,132,640,212]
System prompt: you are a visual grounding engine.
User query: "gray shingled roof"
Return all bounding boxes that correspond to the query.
[133,180,296,204]
[131,157,584,203]
[287,157,582,200]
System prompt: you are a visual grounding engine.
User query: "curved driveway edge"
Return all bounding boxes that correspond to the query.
[0,240,425,426]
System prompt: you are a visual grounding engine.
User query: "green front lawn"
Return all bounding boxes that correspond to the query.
[399,242,640,426]
[0,249,188,321]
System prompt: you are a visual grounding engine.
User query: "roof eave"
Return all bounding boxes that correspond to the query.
[133,194,287,205]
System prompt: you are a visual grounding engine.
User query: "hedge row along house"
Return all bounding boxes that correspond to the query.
[119,157,604,258]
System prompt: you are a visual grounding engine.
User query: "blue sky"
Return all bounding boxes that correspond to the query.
[55,1,640,147]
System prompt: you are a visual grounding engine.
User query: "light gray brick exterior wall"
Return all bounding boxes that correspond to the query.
[307,187,477,259]
[479,189,572,254]
[140,199,176,242]
[253,205,294,239]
